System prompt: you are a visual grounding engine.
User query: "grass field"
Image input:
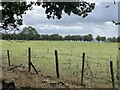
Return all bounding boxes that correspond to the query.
[2,40,119,88]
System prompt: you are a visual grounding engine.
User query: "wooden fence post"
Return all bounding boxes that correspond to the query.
[31,63,38,74]
[118,48,120,90]
[81,52,85,86]
[28,47,31,72]
[55,50,60,78]
[110,61,115,88]
[7,50,10,66]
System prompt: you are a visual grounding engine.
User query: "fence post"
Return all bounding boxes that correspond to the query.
[7,50,10,66]
[118,48,120,89]
[31,63,38,74]
[55,50,60,78]
[81,52,85,86]
[110,61,115,88]
[28,47,31,72]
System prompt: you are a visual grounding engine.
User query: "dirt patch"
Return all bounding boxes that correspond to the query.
[2,65,112,89]
[2,65,83,89]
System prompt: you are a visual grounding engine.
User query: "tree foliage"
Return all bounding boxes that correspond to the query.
[1,2,33,30]
[20,26,39,35]
[2,32,120,42]
[1,1,95,31]
[96,35,106,42]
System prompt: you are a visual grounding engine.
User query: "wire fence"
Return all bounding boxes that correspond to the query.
[2,48,118,88]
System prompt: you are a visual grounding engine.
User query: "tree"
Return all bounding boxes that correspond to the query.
[59,35,63,41]
[112,37,117,42]
[83,35,87,42]
[96,35,101,42]
[82,34,93,42]
[75,35,83,41]
[40,34,51,40]
[1,1,95,31]
[107,37,118,42]
[18,26,39,40]
[64,35,71,41]
[87,34,93,41]
[71,35,76,41]
[79,35,83,41]
[117,36,120,42]
[107,37,112,42]
[20,26,38,35]
[101,37,106,42]
[50,34,62,41]
[2,33,9,40]
[1,2,34,30]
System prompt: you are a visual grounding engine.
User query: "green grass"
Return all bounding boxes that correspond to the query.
[2,40,118,87]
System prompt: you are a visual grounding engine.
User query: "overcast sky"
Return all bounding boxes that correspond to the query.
[21,0,119,38]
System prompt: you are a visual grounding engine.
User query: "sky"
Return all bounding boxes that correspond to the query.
[20,0,119,38]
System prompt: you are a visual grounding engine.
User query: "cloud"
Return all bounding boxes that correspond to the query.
[85,0,120,3]
[21,2,118,37]
[28,22,117,37]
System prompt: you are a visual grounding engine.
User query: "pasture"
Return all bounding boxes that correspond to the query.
[2,40,118,88]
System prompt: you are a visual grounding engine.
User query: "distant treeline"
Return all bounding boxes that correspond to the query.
[1,33,120,42]
[1,26,120,42]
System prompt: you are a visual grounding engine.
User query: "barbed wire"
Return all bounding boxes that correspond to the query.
[2,49,118,87]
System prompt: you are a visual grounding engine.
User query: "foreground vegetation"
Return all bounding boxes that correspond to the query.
[2,40,118,88]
